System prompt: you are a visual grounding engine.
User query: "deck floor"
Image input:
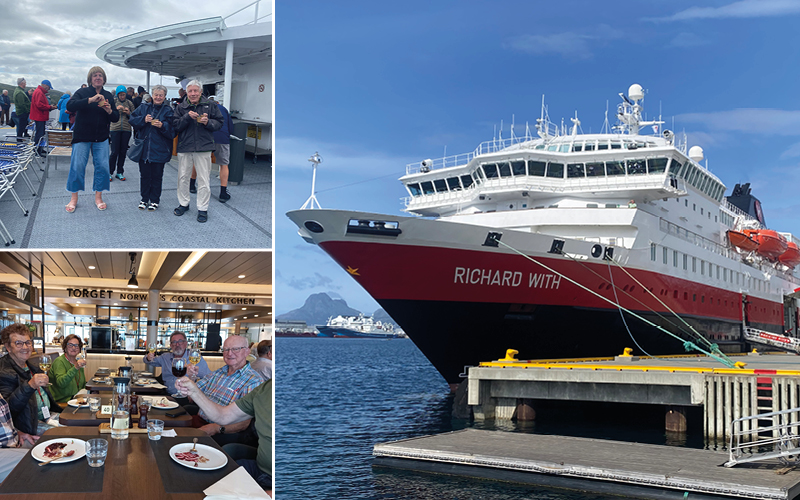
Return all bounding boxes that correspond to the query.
[374,429,800,499]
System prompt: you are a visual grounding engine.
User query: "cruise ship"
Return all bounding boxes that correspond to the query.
[316,314,402,339]
[287,84,800,386]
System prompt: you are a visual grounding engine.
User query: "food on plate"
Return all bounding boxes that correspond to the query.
[174,451,209,467]
[74,398,87,405]
[43,442,76,459]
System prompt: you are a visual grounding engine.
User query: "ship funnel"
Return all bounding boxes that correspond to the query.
[628,83,644,102]
[689,146,704,162]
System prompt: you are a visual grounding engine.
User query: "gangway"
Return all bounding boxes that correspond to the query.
[744,327,800,354]
[725,406,800,467]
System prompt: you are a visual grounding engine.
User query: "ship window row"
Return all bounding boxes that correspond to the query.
[650,243,771,293]
[533,139,657,152]
[671,159,724,202]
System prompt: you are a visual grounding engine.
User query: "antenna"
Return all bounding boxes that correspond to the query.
[300,152,322,209]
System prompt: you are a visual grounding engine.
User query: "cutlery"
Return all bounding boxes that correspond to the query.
[39,453,70,466]
[71,405,81,414]
[191,438,198,452]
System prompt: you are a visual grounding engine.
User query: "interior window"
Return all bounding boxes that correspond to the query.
[433,179,448,192]
[529,161,546,176]
[421,181,435,195]
[446,177,461,190]
[567,163,585,178]
[585,162,605,177]
[546,162,564,178]
[511,160,526,176]
[460,175,473,188]
[606,161,625,176]
[628,159,646,175]
[559,144,570,152]
[407,183,421,196]
[547,144,558,151]
[483,164,498,178]
[610,142,622,149]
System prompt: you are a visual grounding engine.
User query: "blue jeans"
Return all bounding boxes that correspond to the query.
[66,141,110,193]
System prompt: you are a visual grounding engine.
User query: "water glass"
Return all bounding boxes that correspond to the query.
[88,396,101,414]
[86,438,108,467]
[111,410,129,440]
[147,419,164,441]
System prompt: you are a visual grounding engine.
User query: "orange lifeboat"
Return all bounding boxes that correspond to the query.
[743,229,788,260]
[779,242,800,268]
[727,230,759,252]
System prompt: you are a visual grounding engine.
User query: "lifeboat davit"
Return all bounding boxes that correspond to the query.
[743,229,788,260]
[727,230,759,252]
[779,242,800,268]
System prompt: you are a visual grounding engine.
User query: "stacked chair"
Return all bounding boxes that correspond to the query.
[0,140,39,246]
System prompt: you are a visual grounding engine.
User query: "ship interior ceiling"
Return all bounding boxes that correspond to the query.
[0,251,272,324]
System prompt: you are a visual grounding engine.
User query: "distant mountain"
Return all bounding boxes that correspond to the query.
[1,82,66,106]
[372,308,399,329]
[277,293,361,327]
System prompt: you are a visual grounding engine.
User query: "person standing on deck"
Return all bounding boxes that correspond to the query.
[0,91,10,127]
[12,78,30,140]
[57,93,71,130]
[109,86,134,181]
[30,80,56,156]
[189,97,234,203]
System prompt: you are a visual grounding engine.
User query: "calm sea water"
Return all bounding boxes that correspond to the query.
[275,338,706,500]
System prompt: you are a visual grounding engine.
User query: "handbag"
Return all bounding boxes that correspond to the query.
[127,104,163,163]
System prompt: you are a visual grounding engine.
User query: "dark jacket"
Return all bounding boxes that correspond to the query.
[212,103,234,146]
[66,86,120,144]
[0,94,9,110]
[173,96,223,153]
[0,356,59,435]
[129,102,176,164]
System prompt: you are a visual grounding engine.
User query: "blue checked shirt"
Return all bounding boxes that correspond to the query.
[196,363,262,421]
[0,395,19,448]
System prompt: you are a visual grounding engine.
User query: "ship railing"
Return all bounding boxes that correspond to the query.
[722,200,762,228]
[405,134,539,175]
[659,218,732,258]
[223,0,271,26]
[725,406,800,467]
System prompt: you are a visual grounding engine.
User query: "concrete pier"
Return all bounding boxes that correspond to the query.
[373,429,800,500]
[467,352,800,440]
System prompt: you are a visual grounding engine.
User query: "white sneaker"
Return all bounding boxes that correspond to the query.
[138,201,146,210]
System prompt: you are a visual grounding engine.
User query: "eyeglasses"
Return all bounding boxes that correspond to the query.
[222,346,247,354]
[66,343,81,348]
[170,340,187,345]
[13,341,32,348]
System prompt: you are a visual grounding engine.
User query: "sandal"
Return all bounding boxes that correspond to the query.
[138,201,146,210]
[148,202,158,211]
[65,203,76,213]
[96,200,107,211]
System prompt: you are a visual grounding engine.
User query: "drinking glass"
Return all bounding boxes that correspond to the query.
[171,357,187,397]
[111,410,129,440]
[188,347,201,381]
[147,342,156,356]
[88,396,101,414]
[85,438,108,467]
[76,347,86,362]
[147,419,164,440]
[38,358,52,386]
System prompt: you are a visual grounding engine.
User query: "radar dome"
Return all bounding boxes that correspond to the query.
[689,146,704,162]
[628,84,644,102]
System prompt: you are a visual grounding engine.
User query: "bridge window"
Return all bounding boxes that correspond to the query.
[627,159,646,175]
[572,143,583,152]
[668,159,682,175]
[559,144,570,153]
[529,161,546,176]
[407,183,421,196]
[421,181,435,195]
[586,162,605,177]
[606,161,625,176]
[648,158,668,174]
[498,162,512,177]
[482,164,499,178]
[567,163,585,178]
[584,142,595,151]
[433,179,448,192]
[460,175,473,189]
[546,162,564,178]
[446,177,461,190]
[597,143,609,150]
[547,144,558,151]
[511,160,526,176]
[611,142,622,150]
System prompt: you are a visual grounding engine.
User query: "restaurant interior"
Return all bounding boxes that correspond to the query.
[0,251,272,374]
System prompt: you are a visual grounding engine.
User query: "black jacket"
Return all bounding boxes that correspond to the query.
[0,356,59,435]
[66,86,120,144]
[129,102,176,164]
[173,96,222,153]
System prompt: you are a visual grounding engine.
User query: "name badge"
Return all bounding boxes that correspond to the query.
[41,406,50,420]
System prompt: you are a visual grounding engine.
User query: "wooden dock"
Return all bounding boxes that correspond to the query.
[373,429,800,500]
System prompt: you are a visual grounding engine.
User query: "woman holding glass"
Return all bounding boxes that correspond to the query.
[49,334,87,403]
[0,323,60,435]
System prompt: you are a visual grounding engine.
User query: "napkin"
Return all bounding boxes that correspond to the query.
[161,429,177,437]
[75,389,89,396]
[203,466,270,499]
[148,383,167,389]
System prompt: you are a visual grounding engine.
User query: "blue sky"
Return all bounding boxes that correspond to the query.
[275,0,800,315]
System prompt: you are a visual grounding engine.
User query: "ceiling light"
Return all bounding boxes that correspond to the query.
[242,307,246,310]
[238,274,245,279]
[177,251,207,277]
[127,252,139,288]
[88,266,96,270]
[243,316,247,319]
[113,303,118,306]
[254,315,259,317]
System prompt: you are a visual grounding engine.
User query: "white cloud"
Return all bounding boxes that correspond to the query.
[780,142,800,159]
[504,24,624,60]
[647,0,800,22]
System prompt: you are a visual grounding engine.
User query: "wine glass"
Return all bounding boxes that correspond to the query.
[171,357,186,398]
[188,347,201,380]
[39,357,52,386]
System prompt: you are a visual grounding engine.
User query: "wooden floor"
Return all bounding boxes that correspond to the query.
[373,429,800,500]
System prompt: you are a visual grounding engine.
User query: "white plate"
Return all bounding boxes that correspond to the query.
[138,372,153,377]
[31,438,87,464]
[148,398,179,410]
[133,378,155,385]
[91,377,109,383]
[169,443,228,470]
[67,398,90,407]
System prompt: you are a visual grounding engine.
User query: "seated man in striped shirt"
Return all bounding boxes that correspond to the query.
[186,335,263,445]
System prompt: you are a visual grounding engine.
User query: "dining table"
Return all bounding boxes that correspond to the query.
[0,426,239,498]
[85,372,167,395]
[59,395,192,427]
